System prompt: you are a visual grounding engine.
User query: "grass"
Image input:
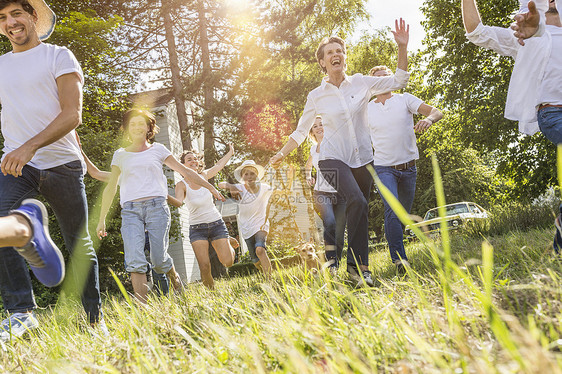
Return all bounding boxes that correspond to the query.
[2,154,562,372]
[0,227,561,373]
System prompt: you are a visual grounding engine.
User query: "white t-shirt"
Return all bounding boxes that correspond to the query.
[0,43,85,170]
[235,183,273,239]
[538,25,562,106]
[181,179,222,225]
[368,93,423,166]
[111,143,172,207]
[310,144,337,193]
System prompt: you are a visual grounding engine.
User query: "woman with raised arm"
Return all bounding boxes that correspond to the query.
[270,19,410,287]
[96,109,224,302]
[304,116,346,274]
[169,145,238,289]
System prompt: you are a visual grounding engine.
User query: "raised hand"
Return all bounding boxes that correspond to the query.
[511,1,540,46]
[391,18,409,47]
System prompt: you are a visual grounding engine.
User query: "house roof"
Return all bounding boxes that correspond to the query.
[128,88,174,109]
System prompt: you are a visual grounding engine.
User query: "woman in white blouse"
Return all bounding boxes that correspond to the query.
[270,19,410,287]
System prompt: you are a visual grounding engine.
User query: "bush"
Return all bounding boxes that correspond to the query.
[463,201,557,237]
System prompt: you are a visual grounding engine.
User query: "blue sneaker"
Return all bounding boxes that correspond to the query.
[10,199,65,287]
[0,312,39,342]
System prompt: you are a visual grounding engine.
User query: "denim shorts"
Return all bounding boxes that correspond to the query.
[244,230,268,264]
[189,219,229,243]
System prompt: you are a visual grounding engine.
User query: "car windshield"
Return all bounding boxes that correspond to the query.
[424,203,470,220]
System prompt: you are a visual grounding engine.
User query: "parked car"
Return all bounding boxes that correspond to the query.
[405,202,488,238]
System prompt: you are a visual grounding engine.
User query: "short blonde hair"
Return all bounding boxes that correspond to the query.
[369,65,393,76]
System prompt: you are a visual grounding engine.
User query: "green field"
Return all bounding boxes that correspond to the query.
[1,227,561,373]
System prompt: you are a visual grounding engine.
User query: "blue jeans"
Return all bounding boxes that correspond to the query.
[318,160,373,267]
[0,161,101,323]
[313,190,346,267]
[538,106,562,145]
[375,165,417,263]
[144,231,169,296]
[121,197,174,274]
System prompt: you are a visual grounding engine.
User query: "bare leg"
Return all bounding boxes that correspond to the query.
[255,246,272,276]
[130,272,149,303]
[0,215,31,248]
[210,238,235,267]
[191,240,214,289]
[166,264,183,291]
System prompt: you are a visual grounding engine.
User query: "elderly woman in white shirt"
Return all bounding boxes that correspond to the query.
[270,19,411,287]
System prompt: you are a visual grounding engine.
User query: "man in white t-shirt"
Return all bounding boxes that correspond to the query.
[368,66,443,273]
[0,0,103,340]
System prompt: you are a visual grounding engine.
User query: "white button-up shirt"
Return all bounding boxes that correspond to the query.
[290,69,410,168]
[465,21,553,135]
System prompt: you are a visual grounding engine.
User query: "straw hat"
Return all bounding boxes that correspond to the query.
[0,0,56,41]
[234,160,265,183]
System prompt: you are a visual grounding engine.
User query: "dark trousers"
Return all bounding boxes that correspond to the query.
[318,159,373,267]
[0,161,102,323]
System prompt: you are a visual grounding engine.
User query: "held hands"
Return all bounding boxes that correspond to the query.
[414,118,433,133]
[269,152,284,169]
[0,144,37,177]
[511,1,540,46]
[392,18,409,47]
[96,221,107,240]
[306,176,316,187]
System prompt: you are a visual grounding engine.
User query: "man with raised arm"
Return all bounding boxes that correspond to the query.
[0,0,103,340]
[462,0,562,250]
[461,0,561,142]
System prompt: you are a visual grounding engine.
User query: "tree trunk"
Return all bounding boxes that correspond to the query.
[198,0,216,166]
[162,1,191,149]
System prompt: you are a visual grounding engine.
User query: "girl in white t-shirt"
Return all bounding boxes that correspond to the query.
[97,109,224,302]
[367,66,442,272]
[304,117,346,274]
[218,160,273,276]
[168,145,238,289]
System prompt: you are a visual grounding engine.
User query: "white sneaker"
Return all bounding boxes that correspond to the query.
[0,312,39,342]
[347,265,375,287]
[90,319,110,338]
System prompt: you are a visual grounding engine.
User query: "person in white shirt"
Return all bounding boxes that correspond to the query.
[462,0,561,142]
[463,0,562,251]
[368,66,443,273]
[168,145,238,289]
[0,0,104,340]
[270,19,411,287]
[304,116,346,273]
[219,160,273,276]
[97,109,224,302]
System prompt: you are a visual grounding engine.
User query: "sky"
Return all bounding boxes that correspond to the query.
[353,0,427,52]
